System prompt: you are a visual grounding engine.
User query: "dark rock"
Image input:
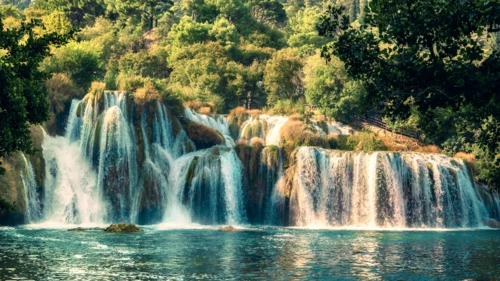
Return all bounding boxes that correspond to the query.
[104,223,142,233]
[68,227,85,232]
[180,118,224,149]
[483,218,500,228]
[219,225,238,232]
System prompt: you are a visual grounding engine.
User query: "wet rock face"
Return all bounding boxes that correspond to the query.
[483,218,500,228]
[180,118,224,149]
[104,223,143,233]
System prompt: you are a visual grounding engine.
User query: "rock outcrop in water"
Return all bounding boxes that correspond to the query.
[105,223,142,232]
[3,90,499,229]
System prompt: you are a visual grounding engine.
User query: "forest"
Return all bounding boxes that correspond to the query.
[1,0,500,191]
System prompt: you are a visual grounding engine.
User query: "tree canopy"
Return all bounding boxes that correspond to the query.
[318,0,500,187]
[0,19,69,171]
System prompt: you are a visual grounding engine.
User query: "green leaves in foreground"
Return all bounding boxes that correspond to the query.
[318,0,500,189]
[0,19,70,166]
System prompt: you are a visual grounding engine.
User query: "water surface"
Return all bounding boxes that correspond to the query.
[0,226,499,280]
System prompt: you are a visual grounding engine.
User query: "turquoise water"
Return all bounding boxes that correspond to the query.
[0,226,499,280]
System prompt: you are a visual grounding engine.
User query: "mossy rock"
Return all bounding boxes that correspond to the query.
[180,118,224,150]
[68,227,85,232]
[104,223,142,233]
[219,225,238,232]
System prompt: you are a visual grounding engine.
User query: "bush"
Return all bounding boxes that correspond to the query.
[442,136,467,156]
[343,131,387,151]
[134,83,162,106]
[43,41,104,90]
[264,98,306,116]
[45,73,83,113]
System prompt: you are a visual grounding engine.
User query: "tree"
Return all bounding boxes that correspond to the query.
[42,40,103,90]
[318,0,500,187]
[248,0,287,28]
[0,0,31,10]
[304,52,363,122]
[111,0,173,30]
[167,16,211,48]
[287,7,329,55]
[263,48,303,104]
[0,19,69,172]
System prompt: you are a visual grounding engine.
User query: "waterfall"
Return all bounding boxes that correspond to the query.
[21,154,41,223]
[42,132,105,224]
[239,115,289,145]
[264,148,286,225]
[239,115,353,146]
[289,147,490,228]
[163,147,247,225]
[184,107,235,146]
[21,91,500,228]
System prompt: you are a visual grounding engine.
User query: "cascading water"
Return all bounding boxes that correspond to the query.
[20,91,500,228]
[21,154,41,223]
[163,147,247,225]
[239,115,289,145]
[239,115,353,145]
[184,107,235,146]
[289,147,491,228]
[29,92,249,225]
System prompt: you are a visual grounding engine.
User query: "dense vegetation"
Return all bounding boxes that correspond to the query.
[1,0,499,189]
[318,0,500,189]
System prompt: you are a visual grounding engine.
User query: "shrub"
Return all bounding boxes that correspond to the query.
[43,41,104,90]
[442,136,467,156]
[45,73,83,113]
[417,145,441,153]
[345,131,387,151]
[134,84,162,106]
[265,99,306,116]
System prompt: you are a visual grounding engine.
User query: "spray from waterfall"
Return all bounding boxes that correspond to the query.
[289,147,490,228]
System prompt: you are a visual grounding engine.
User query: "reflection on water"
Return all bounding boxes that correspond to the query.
[0,227,499,280]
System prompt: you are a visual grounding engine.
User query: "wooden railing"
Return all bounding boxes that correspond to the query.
[357,115,423,141]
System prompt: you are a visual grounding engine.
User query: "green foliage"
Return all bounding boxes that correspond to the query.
[304,52,363,122]
[248,0,287,28]
[318,0,500,188]
[442,136,467,157]
[43,40,103,90]
[263,48,303,104]
[0,18,69,167]
[209,16,240,48]
[345,131,387,152]
[1,0,31,10]
[287,7,329,55]
[107,0,173,31]
[118,48,168,78]
[168,16,211,48]
[265,98,305,116]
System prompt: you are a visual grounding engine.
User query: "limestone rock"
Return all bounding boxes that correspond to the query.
[68,227,85,232]
[104,223,142,233]
[219,225,238,232]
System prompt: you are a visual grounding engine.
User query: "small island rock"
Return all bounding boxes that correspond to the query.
[484,218,500,228]
[104,223,142,233]
[219,225,238,232]
[68,227,85,232]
